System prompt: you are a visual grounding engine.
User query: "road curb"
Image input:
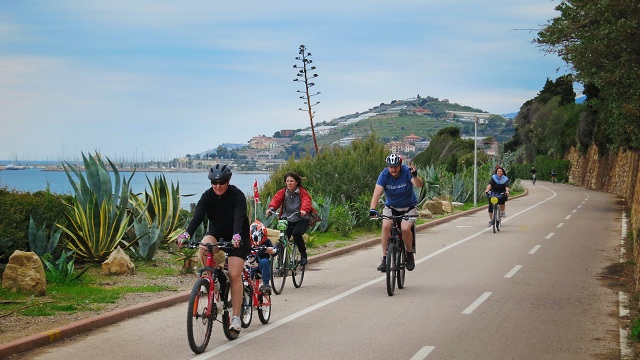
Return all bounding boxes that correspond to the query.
[1,194,525,358]
[0,291,189,359]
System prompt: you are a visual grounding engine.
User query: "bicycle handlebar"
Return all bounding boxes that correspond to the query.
[267,209,300,219]
[185,241,235,252]
[371,213,418,221]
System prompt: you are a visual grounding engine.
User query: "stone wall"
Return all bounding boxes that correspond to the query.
[566,145,640,289]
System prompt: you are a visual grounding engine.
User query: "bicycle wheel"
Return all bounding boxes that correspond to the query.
[187,278,214,354]
[222,283,239,340]
[496,208,501,232]
[271,242,287,295]
[257,293,271,324]
[492,205,498,233]
[291,243,305,288]
[241,283,253,328]
[397,241,406,289]
[385,240,397,296]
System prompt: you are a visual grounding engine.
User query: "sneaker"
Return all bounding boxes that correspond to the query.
[259,284,272,295]
[376,258,386,272]
[501,212,506,218]
[299,256,307,266]
[230,316,241,332]
[406,252,415,271]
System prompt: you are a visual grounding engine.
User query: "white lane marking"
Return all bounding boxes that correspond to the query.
[557,223,564,228]
[572,209,577,213]
[621,211,628,262]
[456,225,471,228]
[545,233,554,239]
[462,292,492,314]
[529,245,541,254]
[410,346,435,360]
[198,188,559,358]
[504,265,522,278]
[565,215,571,220]
[620,292,630,317]
[577,204,582,208]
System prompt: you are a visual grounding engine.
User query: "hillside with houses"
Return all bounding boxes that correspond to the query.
[182,96,514,171]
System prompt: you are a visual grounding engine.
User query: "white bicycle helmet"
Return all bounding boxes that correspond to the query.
[385,153,403,167]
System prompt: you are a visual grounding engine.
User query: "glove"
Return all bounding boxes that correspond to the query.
[410,168,418,177]
[176,231,190,246]
[232,233,242,247]
[369,209,378,217]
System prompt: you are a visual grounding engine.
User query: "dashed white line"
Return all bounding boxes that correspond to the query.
[565,215,571,220]
[577,204,582,208]
[557,223,564,228]
[529,245,541,254]
[545,232,554,239]
[572,209,577,213]
[504,265,522,278]
[410,346,435,360]
[462,292,492,314]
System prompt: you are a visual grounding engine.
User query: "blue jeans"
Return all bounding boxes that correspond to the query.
[251,257,272,286]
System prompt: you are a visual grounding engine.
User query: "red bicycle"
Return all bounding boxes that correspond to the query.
[185,241,242,354]
[241,246,272,328]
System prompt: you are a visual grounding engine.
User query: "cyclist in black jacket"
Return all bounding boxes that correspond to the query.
[176,164,250,336]
[484,167,510,226]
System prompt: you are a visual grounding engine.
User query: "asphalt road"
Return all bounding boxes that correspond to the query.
[13,182,624,360]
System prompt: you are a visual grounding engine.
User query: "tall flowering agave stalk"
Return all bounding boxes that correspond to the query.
[58,152,134,262]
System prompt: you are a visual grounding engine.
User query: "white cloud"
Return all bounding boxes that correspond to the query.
[0,0,567,160]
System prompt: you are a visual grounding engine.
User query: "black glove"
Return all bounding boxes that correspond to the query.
[411,168,418,177]
[369,209,378,217]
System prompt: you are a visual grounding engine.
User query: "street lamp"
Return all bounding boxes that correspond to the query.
[473,115,487,207]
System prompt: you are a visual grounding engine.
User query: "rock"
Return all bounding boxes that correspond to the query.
[418,209,433,219]
[101,247,135,275]
[2,250,47,296]
[423,200,444,215]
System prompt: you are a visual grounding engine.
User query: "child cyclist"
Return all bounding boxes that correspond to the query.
[248,220,277,295]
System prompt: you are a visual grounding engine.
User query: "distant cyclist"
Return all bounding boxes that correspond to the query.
[551,169,557,184]
[530,166,537,185]
[369,153,423,272]
[484,166,510,226]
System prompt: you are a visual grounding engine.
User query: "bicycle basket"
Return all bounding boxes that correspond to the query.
[490,196,499,205]
[276,219,288,231]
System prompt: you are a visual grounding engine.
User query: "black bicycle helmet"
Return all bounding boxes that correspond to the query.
[385,153,403,167]
[208,164,232,181]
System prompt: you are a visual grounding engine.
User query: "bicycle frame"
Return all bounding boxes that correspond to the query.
[270,213,306,294]
[186,241,236,354]
[195,242,229,318]
[243,248,272,309]
[374,213,416,296]
[487,192,504,233]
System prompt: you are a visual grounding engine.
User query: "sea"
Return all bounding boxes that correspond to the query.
[0,168,272,210]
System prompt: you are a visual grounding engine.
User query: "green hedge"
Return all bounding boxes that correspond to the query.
[0,188,72,264]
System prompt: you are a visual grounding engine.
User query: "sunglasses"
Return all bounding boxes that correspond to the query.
[211,180,228,186]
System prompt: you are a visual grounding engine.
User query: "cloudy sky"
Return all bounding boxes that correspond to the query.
[0,1,569,162]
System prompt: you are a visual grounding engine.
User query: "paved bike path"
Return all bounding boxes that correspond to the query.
[0,201,497,359]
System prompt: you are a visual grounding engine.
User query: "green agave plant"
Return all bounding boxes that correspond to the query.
[127,174,182,260]
[143,174,182,241]
[28,216,62,258]
[58,152,134,262]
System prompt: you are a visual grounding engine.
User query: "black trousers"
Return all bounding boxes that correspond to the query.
[285,220,309,256]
